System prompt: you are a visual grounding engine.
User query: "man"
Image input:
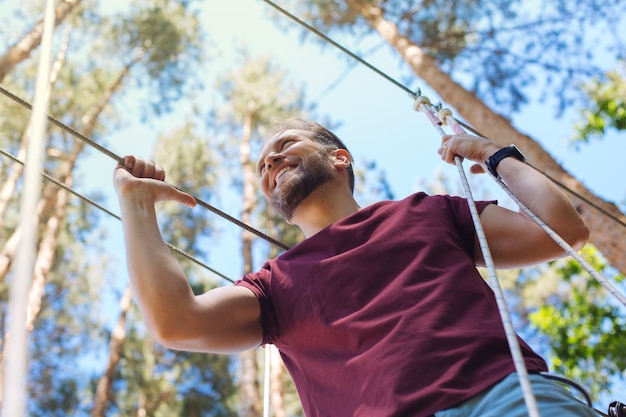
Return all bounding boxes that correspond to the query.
[114,119,592,416]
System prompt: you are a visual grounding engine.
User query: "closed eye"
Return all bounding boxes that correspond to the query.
[280,139,296,150]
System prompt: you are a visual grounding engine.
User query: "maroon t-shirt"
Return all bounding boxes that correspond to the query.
[236,193,547,417]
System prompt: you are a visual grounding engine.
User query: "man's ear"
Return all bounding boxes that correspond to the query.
[333,149,352,169]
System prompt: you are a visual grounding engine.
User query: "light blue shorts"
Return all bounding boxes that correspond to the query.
[434,373,598,417]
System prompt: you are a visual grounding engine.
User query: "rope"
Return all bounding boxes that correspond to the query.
[414,97,541,417]
[2,1,55,416]
[259,0,626,234]
[260,0,487,137]
[263,346,271,417]
[449,115,626,308]
[261,0,417,99]
[436,110,626,307]
[0,147,235,284]
[0,85,291,252]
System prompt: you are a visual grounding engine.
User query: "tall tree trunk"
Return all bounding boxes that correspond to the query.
[0,146,76,407]
[0,0,81,82]
[0,57,133,283]
[269,346,286,417]
[91,286,133,417]
[0,26,69,226]
[0,176,69,283]
[25,174,71,333]
[0,135,82,407]
[0,59,134,406]
[238,108,262,417]
[349,0,626,274]
[0,134,28,227]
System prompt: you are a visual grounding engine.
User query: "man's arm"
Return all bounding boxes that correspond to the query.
[440,134,589,269]
[114,156,263,353]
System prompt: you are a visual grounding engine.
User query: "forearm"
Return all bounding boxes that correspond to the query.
[441,134,589,267]
[495,157,588,249]
[118,190,195,341]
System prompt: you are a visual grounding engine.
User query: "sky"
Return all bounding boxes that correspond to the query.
[2,0,625,407]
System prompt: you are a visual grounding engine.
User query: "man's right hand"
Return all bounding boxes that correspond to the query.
[113,155,197,208]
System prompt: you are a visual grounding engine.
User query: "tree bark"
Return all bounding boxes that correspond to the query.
[350,0,626,275]
[237,108,263,417]
[269,346,286,417]
[91,286,133,417]
[26,176,71,332]
[0,56,133,284]
[0,135,28,227]
[0,26,69,226]
[0,0,81,83]
[0,58,134,406]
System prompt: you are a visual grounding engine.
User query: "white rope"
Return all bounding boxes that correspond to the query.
[413,97,541,417]
[262,346,272,417]
[443,114,626,309]
[1,0,56,416]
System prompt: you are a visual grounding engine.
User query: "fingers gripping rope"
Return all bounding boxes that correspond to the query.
[443,112,626,309]
[0,147,236,283]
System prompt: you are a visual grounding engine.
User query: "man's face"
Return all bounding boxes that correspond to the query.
[257,129,336,221]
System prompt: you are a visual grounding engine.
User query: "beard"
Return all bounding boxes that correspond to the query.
[269,149,335,221]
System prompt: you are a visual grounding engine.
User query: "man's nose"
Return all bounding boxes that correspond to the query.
[265,152,283,171]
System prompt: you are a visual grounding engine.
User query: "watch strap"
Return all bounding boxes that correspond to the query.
[486,145,526,178]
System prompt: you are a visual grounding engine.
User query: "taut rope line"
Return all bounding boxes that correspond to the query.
[261,0,417,99]
[0,147,235,283]
[0,85,291,252]
[415,96,541,417]
[259,0,626,232]
[444,115,626,308]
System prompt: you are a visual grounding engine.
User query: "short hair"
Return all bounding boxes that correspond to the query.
[268,119,355,192]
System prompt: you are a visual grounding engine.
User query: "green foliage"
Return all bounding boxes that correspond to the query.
[215,53,309,129]
[152,118,220,277]
[109,0,206,114]
[112,305,237,417]
[26,197,109,415]
[0,0,216,415]
[528,246,626,399]
[279,0,624,113]
[574,65,626,143]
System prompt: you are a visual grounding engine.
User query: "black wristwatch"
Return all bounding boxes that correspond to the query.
[486,145,526,179]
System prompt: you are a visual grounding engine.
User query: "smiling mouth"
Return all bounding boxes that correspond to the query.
[275,166,294,185]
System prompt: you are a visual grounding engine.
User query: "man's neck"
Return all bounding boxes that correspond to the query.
[289,181,361,238]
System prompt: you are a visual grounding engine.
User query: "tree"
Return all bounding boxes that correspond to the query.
[277,0,626,275]
[520,63,626,402]
[527,248,625,399]
[0,0,210,413]
[0,0,83,82]
[574,63,626,145]
[214,53,312,417]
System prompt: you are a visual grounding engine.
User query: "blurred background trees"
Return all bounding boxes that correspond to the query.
[0,0,624,415]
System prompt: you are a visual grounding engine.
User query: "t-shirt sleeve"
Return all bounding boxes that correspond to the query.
[234,263,277,345]
[443,195,496,257]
